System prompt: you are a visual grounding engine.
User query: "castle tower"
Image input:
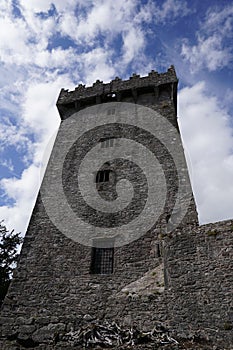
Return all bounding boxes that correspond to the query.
[0,67,201,349]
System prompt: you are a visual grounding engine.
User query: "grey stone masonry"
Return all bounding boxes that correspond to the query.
[56,65,178,125]
[165,220,233,347]
[0,67,232,349]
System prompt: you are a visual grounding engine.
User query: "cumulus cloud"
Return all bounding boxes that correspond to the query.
[0,118,31,152]
[179,82,233,223]
[181,35,231,72]
[0,165,41,233]
[0,72,72,233]
[22,77,64,137]
[0,4,57,66]
[78,48,116,85]
[59,0,136,43]
[121,26,145,65]
[0,17,30,65]
[181,4,233,72]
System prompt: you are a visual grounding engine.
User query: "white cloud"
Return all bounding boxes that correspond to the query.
[0,0,192,71]
[203,4,233,37]
[58,0,137,43]
[0,0,12,15]
[0,7,56,66]
[1,159,14,173]
[0,118,31,153]
[21,74,76,166]
[122,26,145,65]
[18,0,53,13]
[181,4,233,72]
[22,75,72,133]
[76,48,115,85]
[0,71,73,233]
[0,0,153,76]
[55,0,151,70]
[154,0,192,24]
[34,47,77,68]
[0,17,30,65]
[181,34,231,72]
[19,0,79,13]
[0,165,41,234]
[179,82,233,224]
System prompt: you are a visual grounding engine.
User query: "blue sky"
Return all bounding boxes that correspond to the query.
[0,0,233,234]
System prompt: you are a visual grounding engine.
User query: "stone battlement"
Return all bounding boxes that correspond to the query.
[56,66,178,120]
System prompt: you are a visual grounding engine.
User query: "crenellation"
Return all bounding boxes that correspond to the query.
[129,73,140,79]
[112,76,121,81]
[75,83,86,91]
[56,66,178,120]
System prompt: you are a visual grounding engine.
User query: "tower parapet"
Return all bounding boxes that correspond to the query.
[57,66,178,120]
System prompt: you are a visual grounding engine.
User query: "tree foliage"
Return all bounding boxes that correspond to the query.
[0,221,22,305]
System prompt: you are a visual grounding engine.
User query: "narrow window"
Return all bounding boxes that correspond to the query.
[156,243,161,258]
[100,137,115,148]
[109,138,114,147]
[95,169,111,183]
[90,247,114,274]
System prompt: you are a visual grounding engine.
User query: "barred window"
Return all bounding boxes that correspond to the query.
[100,137,115,148]
[96,169,111,183]
[90,247,114,274]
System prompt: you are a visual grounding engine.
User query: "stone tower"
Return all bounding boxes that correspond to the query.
[1,67,232,349]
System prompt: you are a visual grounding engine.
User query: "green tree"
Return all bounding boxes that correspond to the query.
[0,221,22,305]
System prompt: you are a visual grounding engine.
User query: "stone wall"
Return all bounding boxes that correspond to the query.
[165,220,233,346]
[94,220,232,348]
[1,218,232,349]
[0,69,232,349]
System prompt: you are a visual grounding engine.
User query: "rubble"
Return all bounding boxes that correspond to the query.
[60,321,178,348]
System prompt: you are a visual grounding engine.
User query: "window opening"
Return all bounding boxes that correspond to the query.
[96,169,111,183]
[156,243,161,258]
[100,137,115,148]
[90,247,114,274]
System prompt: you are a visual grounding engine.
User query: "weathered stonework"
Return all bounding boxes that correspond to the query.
[0,67,232,349]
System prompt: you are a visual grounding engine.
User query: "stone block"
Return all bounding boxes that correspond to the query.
[32,326,55,343]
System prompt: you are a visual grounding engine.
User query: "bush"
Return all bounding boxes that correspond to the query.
[0,221,22,305]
